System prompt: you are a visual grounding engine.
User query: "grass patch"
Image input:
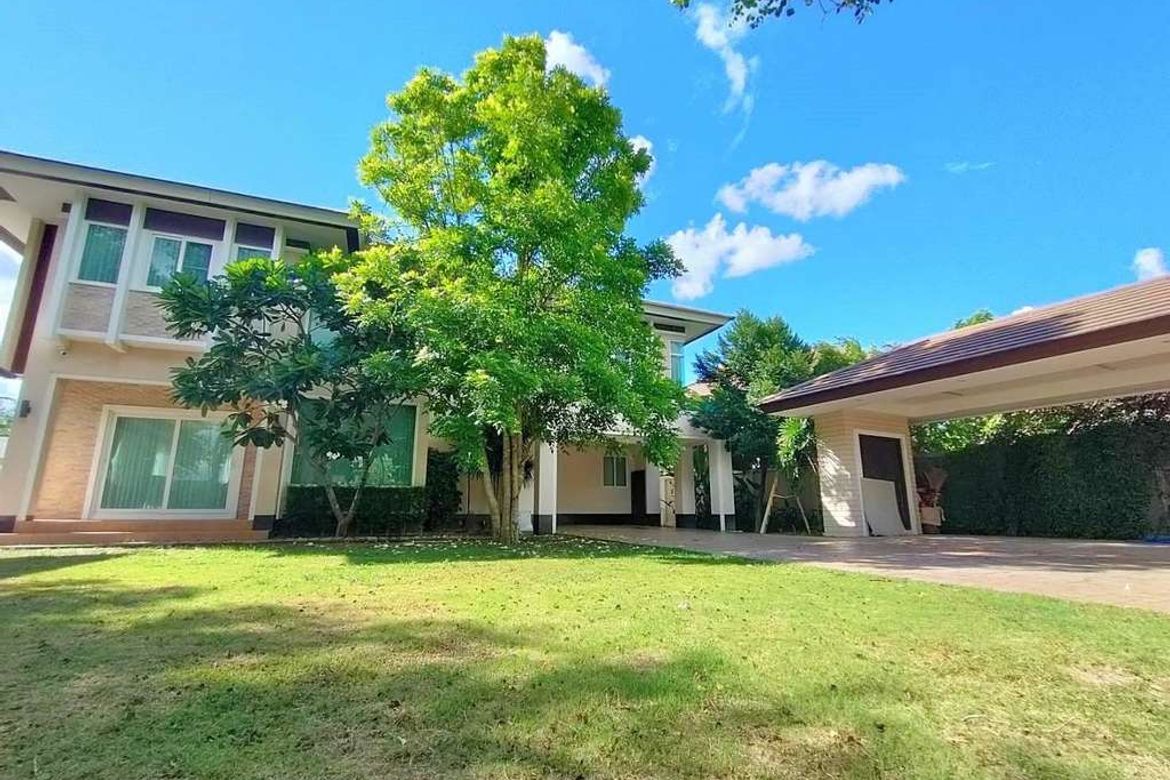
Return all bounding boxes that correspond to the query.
[1,537,1168,778]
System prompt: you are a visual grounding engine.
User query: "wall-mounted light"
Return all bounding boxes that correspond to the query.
[18,400,31,418]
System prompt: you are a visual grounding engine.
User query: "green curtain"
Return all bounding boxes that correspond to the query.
[147,237,182,287]
[77,224,127,284]
[181,242,213,282]
[290,405,416,487]
[100,417,172,509]
[167,420,233,509]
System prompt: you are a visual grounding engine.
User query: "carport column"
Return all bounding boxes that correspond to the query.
[708,441,736,532]
[811,411,918,537]
[645,460,662,525]
[533,442,558,534]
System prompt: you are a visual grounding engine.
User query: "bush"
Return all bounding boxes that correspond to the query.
[922,422,1167,540]
[273,486,427,537]
[424,449,463,531]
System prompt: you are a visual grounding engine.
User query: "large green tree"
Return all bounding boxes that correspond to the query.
[342,36,685,542]
[161,251,426,537]
[673,0,885,27]
[691,310,867,530]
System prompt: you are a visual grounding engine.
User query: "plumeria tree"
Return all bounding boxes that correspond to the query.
[340,36,685,542]
[160,251,426,537]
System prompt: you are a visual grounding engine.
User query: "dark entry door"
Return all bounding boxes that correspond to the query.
[630,469,646,524]
[858,434,912,534]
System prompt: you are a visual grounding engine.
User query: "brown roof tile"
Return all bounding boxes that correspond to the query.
[759,276,1170,414]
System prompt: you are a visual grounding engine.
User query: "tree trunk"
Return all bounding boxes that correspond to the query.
[758,470,780,534]
[324,483,351,538]
[795,494,811,535]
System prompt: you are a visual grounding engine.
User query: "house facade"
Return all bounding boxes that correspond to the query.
[0,151,735,544]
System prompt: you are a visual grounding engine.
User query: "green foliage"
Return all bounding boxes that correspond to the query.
[344,35,685,540]
[274,486,427,537]
[926,421,1170,539]
[158,250,426,536]
[691,310,868,528]
[952,308,994,329]
[425,449,464,531]
[672,0,886,27]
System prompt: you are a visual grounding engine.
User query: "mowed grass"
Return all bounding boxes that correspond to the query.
[1,538,1168,779]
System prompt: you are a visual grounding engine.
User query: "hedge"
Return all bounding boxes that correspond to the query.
[921,422,1168,540]
[272,449,464,537]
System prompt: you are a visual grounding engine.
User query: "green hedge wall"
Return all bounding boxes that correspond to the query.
[272,449,464,538]
[923,423,1165,540]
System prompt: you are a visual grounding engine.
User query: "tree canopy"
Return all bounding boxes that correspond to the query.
[160,251,426,536]
[672,0,886,27]
[343,35,685,541]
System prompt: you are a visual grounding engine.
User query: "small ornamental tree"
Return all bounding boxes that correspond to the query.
[159,251,425,537]
[341,36,685,542]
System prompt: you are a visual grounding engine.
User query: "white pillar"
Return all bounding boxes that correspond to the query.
[645,460,661,525]
[708,441,736,532]
[675,444,696,527]
[533,442,558,534]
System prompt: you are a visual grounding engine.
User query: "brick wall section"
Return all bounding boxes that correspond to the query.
[122,291,170,337]
[33,380,255,521]
[813,410,914,537]
[59,283,114,332]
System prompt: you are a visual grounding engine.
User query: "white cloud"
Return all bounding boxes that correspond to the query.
[1133,247,1168,281]
[1011,305,1035,315]
[544,30,610,88]
[717,160,905,221]
[629,135,656,187]
[667,214,813,301]
[692,4,758,115]
[944,161,994,175]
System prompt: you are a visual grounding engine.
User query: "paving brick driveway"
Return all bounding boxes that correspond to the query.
[567,525,1170,613]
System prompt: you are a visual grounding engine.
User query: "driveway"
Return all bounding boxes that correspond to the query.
[566,525,1170,613]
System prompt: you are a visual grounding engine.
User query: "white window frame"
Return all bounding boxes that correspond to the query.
[134,231,223,292]
[852,428,921,536]
[233,243,272,261]
[602,453,628,488]
[668,339,685,383]
[72,218,129,288]
[84,405,245,520]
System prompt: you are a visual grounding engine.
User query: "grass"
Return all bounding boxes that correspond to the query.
[1,537,1168,779]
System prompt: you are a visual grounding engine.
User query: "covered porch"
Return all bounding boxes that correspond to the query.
[759,277,1170,537]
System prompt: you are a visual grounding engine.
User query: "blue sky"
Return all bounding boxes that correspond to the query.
[2,0,1169,385]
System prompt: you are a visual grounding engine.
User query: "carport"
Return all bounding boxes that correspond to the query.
[759,277,1170,537]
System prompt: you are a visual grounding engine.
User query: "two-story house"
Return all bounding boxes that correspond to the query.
[0,151,736,544]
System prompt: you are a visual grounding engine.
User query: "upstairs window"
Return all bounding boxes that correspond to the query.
[234,223,275,261]
[76,198,132,284]
[140,208,225,289]
[146,236,213,287]
[603,454,627,487]
[668,340,685,384]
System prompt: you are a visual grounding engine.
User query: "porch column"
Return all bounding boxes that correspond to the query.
[675,444,696,528]
[812,411,919,537]
[644,460,661,525]
[708,441,736,532]
[533,442,558,534]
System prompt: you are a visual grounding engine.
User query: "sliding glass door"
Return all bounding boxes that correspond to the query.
[94,410,240,517]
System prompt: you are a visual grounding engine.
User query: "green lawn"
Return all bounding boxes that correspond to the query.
[1,538,1167,779]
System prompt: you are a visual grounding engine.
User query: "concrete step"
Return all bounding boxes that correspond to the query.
[0,529,270,547]
[15,519,257,534]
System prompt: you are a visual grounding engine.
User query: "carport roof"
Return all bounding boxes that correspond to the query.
[759,276,1170,416]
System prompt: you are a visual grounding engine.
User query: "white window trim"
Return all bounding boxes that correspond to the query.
[602,453,628,488]
[84,405,245,520]
[668,339,685,383]
[133,231,224,293]
[233,242,272,261]
[72,218,129,288]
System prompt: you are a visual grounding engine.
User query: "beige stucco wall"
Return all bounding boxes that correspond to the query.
[813,410,916,537]
[59,283,113,332]
[557,444,645,515]
[32,380,256,521]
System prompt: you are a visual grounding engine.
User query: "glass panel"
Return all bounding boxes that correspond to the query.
[604,455,626,487]
[616,457,627,487]
[77,224,127,284]
[181,242,213,282]
[146,237,182,287]
[669,341,685,383]
[289,405,416,487]
[603,456,613,486]
[168,420,233,509]
[100,417,174,509]
[235,246,270,260]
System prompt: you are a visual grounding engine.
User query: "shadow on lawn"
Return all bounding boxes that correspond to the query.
[0,552,124,581]
[0,573,1103,780]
